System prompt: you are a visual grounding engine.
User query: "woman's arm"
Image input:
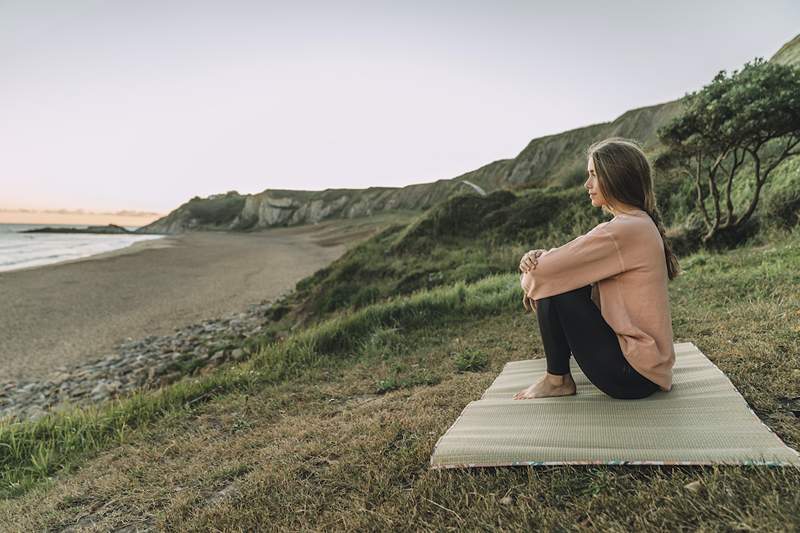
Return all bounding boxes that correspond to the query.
[520,223,624,301]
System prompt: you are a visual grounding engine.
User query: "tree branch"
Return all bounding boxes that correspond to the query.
[694,151,712,229]
[722,148,744,228]
[707,152,724,231]
[735,151,763,227]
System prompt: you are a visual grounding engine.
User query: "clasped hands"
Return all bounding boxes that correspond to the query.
[519,249,544,313]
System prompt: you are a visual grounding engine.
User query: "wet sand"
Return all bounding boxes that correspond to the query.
[0,220,382,383]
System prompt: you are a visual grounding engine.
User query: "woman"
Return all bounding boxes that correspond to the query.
[515,137,681,400]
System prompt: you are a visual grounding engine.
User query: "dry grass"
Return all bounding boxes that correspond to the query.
[0,231,798,531]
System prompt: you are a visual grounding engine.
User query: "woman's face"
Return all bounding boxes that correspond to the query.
[585,157,607,208]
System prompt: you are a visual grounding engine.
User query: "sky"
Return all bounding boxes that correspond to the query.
[1,0,798,221]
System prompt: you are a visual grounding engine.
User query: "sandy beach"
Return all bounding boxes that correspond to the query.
[0,219,386,383]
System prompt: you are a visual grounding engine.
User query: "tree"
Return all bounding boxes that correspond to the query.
[657,57,800,244]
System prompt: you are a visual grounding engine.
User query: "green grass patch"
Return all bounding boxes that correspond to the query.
[454,347,490,372]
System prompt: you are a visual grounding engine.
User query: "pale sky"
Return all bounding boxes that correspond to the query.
[2,0,798,216]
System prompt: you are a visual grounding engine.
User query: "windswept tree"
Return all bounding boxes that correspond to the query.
[657,57,800,243]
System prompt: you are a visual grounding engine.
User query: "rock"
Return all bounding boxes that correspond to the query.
[90,387,109,401]
[0,295,286,422]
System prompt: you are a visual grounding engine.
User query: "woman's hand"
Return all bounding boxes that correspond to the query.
[520,249,543,313]
[522,293,537,313]
[519,249,544,273]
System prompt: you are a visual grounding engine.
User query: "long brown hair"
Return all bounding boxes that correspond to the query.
[586,137,681,281]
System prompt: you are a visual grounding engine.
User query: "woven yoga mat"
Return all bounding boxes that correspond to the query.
[430,341,800,468]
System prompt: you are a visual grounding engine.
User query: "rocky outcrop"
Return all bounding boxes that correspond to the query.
[137,181,471,234]
[23,224,133,234]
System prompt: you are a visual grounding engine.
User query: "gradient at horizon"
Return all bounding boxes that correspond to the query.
[1,0,798,216]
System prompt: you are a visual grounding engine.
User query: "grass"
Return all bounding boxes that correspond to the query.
[0,273,516,499]
[0,224,798,530]
[454,347,490,373]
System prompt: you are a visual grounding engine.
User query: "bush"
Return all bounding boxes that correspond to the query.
[187,193,246,225]
[666,212,706,257]
[764,180,800,229]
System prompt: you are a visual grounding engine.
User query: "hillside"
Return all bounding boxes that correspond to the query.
[1,32,799,531]
[2,211,799,529]
[771,32,800,67]
[136,99,685,234]
[139,35,799,234]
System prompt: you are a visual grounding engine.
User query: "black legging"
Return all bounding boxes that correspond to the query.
[536,283,660,400]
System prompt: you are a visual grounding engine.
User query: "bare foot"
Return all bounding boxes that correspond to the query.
[513,372,576,399]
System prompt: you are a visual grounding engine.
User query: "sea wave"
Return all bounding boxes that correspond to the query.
[0,224,163,273]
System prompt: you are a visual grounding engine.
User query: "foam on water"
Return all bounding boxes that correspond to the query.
[0,224,164,273]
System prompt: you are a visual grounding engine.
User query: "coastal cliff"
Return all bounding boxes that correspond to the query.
[136,180,477,234]
[137,35,800,235]
[134,98,688,235]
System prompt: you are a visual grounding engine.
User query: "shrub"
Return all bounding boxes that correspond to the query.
[764,179,800,229]
[187,192,246,225]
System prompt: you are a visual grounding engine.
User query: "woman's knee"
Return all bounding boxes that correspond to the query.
[549,284,592,301]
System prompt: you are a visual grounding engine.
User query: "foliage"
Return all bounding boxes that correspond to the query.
[657,57,800,243]
[186,192,247,225]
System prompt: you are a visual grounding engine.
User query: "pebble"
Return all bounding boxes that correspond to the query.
[0,297,284,423]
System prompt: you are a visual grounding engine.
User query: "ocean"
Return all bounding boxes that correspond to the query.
[0,223,164,273]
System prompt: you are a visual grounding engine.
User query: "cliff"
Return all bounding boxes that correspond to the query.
[137,34,800,235]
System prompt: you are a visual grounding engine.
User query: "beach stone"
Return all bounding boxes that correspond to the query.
[0,298,281,423]
[90,383,111,400]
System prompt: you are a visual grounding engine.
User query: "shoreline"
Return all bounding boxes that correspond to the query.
[1,234,172,275]
[0,222,368,383]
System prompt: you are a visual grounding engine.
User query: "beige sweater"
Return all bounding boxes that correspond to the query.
[520,209,675,391]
